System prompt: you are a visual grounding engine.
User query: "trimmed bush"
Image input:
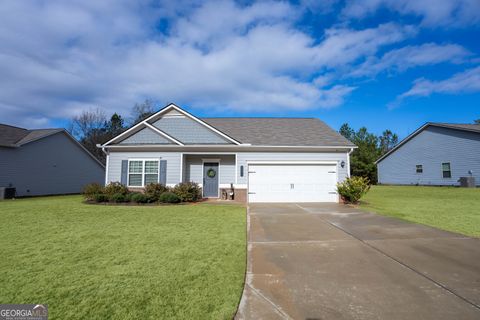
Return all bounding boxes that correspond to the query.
[130,193,149,204]
[144,183,169,202]
[173,182,202,202]
[110,193,126,203]
[337,176,371,203]
[93,194,108,203]
[104,182,129,196]
[159,192,181,203]
[83,183,104,201]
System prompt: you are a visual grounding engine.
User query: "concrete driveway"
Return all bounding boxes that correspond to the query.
[236,203,480,320]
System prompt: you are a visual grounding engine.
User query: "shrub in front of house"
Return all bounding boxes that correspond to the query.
[144,183,169,202]
[104,182,129,196]
[130,192,149,204]
[173,182,202,202]
[83,183,105,201]
[110,193,127,203]
[159,192,181,203]
[93,193,109,203]
[337,176,371,204]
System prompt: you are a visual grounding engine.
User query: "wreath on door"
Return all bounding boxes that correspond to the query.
[207,168,216,178]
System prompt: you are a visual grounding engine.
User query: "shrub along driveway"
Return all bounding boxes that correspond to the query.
[237,203,480,320]
[0,196,246,319]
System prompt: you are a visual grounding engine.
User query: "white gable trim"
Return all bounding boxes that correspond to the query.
[101,103,241,147]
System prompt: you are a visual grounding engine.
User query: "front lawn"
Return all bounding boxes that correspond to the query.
[361,185,480,237]
[0,196,246,319]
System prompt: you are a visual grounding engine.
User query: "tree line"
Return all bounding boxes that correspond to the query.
[68,100,156,163]
[339,123,399,184]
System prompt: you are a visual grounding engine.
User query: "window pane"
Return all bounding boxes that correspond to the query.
[145,161,159,173]
[129,174,142,186]
[145,174,159,185]
[416,165,422,173]
[129,161,143,173]
[442,163,450,171]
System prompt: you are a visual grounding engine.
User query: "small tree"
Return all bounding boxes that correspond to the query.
[68,110,126,164]
[379,130,399,154]
[131,99,155,124]
[68,108,108,163]
[339,123,398,184]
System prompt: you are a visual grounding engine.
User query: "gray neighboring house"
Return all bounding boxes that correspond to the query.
[0,123,105,197]
[100,103,355,203]
[377,122,480,186]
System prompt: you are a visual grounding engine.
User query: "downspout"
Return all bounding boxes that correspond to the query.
[347,147,354,178]
[99,145,109,186]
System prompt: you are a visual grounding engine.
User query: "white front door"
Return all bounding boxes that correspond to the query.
[248,164,338,203]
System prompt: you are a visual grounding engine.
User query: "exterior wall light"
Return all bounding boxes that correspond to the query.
[340,161,345,168]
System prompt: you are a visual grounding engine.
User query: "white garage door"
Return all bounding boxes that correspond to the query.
[248,163,339,203]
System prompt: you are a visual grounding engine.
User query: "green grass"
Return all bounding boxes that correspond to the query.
[0,196,246,319]
[361,185,480,237]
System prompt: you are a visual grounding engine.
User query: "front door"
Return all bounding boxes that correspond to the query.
[203,162,219,197]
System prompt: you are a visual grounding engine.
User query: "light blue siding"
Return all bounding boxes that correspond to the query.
[118,127,173,145]
[378,126,480,186]
[151,116,232,144]
[183,155,235,186]
[107,151,182,186]
[106,151,350,189]
[0,132,104,196]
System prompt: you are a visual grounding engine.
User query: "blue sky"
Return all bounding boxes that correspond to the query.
[1,0,479,138]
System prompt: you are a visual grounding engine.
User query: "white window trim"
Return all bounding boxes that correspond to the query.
[441,162,452,179]
[416,164,423,174]
[127,159,160,187]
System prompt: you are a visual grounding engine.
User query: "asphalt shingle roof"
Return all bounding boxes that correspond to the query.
[202,118,354,146]
[0,123,62,147]
[432,123,480,133]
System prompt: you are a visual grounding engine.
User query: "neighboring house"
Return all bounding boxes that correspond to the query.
[377,123,480,186]
[100,103,355,203]
[0,124,105,197]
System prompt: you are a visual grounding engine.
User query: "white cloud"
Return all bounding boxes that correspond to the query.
[1,0,418,127]
[390,66,480,108]
[343,0,480,27]
[351,43,471,77]
[0,0,475,128]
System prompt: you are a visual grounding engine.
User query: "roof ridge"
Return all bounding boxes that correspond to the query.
[430,122,479,125]
[0,123,28,130]
[201,117,317,119]
[28,128,64,132]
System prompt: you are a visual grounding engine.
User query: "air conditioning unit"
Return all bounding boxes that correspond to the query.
[0,187,16,199]
[458,177,475,188]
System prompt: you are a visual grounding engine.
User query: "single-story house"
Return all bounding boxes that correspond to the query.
[100,103,355,203]
[377,122,480,186]
[0,123,105,197]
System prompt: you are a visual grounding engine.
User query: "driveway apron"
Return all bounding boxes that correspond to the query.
[235,203,480,320]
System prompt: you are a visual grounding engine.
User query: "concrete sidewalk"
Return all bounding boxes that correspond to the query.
[236,203,480,320]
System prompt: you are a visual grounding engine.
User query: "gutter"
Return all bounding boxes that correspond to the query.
[347,147,354,178]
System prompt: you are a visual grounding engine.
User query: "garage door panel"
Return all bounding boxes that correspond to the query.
[248,164,338,203]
